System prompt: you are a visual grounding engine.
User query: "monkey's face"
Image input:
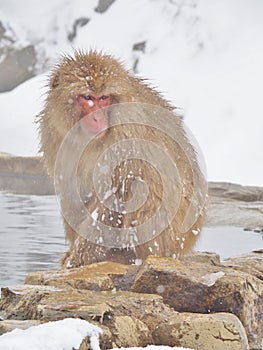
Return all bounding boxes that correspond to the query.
[47,52,130,138]
[76,94,112,135]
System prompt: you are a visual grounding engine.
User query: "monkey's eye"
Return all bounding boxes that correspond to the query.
[99,95,109,101]
[83,95,93,100]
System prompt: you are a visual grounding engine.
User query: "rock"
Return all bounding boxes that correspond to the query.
[102,316,152,348]
[94,0,116,13]
[0,155,45,175]
[222,250,263,281]
[206,182,263,228]
[208,182,263,202]
[0,155,53,195]
[0,45,37,92]
[154,312,249,350]
[0,285,165,322]
[0,21,37,92]
[2,254,261,348]
[25,261,139,291]
[131,255,263,350]
[0,285,61,321]
[78,324,113,350]
[182,251,221,265]
[133,42,147,53]
[132,41,147,73]
[0,320,40,335]
[0,285,249,350]
[68,18,90,42]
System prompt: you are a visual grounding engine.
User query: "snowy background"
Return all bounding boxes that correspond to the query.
[0,0,262,186]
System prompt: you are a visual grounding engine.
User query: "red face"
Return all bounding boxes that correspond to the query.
[77,94,112,135]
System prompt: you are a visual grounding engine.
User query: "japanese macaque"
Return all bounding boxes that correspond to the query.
[38,50,207,268]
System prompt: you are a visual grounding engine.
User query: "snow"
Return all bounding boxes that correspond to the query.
[88,99,95,107]
[91,208,99,222]
[201,271,225,287]
[0,318,102,350]
[0,74,46,156]
[0,0,262,186]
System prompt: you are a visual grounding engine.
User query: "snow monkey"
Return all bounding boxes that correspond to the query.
[38,51,207,268]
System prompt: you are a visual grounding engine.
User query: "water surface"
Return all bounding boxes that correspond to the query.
[0,193,65,286]
[0,192,262,287]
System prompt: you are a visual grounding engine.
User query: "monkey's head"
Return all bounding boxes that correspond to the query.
[47,51,132,136]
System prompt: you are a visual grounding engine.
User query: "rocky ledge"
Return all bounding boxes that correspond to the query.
[0,251,262,350]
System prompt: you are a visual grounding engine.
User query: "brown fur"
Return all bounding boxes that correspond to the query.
[37,50,206,267]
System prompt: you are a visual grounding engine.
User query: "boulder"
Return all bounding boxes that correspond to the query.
[182,251,221,265]
[206,182,263,228]
[154,312,249,350]
[0,320,40,336]
[222,250,263,281]
[68,17,90,42]
[94,0,116,13]
[0,21,37,92]
[0,155,44,175]
[0,155,53,195]
[0,284,249,350]
[0,45,37,92]
[131,255,263,349]
[25,261,139,291]
[1,251,262,348]
[0,284,166,323]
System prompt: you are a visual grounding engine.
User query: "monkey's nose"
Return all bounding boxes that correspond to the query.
[93,115,100,123]
[92,110,104,122]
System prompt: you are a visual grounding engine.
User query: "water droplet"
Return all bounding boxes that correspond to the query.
[156,285,165,293]
[134,259,142,266]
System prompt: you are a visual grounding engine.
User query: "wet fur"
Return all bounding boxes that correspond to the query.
[37,51,206,267]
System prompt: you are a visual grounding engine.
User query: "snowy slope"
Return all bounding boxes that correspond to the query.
[0,0,262,185]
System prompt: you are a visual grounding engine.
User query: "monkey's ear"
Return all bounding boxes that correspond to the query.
[50,73,60,89]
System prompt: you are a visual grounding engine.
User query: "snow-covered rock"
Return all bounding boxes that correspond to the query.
[0,318,102,350]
